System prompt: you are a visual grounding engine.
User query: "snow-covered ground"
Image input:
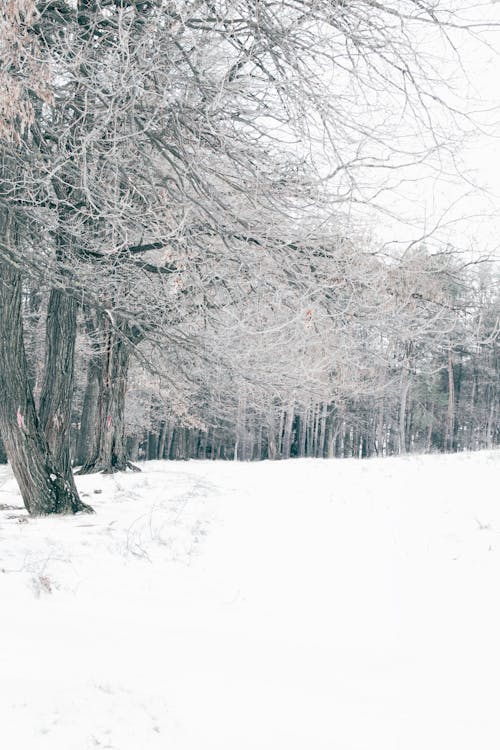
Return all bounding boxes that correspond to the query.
[0,450,498,749]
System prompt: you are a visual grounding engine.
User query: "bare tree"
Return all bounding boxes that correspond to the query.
[0,1,92,513]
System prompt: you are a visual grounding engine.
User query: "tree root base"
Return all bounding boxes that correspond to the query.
[76,460,141,476]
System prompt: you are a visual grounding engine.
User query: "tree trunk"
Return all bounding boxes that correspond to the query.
[468,371,477,450]
[452,353,463,451]
[165,422,175,459]
[75,356,100,466]
[298,409,307,457]
[375,401,384,456]
[444,348,455,452]
[277,408,285,458]
[318,402,328,458]
[486,390,497,449]
[339,420,346,457]
[253,425,260,460]
[307,407,315,457]
[399,374,411,455]
[157,420,168,460]
[425,403,434,453]
[148,430,158,461]
[25,281,44,404]
[126,434,140,462]
[312,403,321,457]
[0,260,92,515]
[267,426,277,460]
[39,287,78,492]
[80,318,136,474]
[0,436,8,464]
[282,404,294,459]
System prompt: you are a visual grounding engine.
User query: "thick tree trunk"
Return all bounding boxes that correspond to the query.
[25,281,44,402]
[80,318,136,474]
[75,356,100,466]
[0,436,7,464]
[0,260,92,515]
[148,430,158,460]
[39,287,78,491]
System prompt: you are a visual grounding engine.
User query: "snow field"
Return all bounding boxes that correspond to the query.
[0,450,499,749]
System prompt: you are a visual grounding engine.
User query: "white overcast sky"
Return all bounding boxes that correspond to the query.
[368,1,500,261]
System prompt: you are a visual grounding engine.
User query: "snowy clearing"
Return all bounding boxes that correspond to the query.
[0,450,499,749]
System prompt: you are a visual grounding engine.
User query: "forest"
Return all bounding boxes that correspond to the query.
[0,1,498,515]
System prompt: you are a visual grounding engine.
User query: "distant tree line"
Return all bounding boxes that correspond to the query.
[120,257,500,461]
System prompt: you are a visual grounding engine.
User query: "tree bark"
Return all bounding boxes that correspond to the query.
[282,405,294,460]
[298,408,307,457]
[148,430,158,460]
[0,259,92,515]
[444,347,455,452]
[80,317,137,474]
[75,355,100,466]
[425,403,434,453]
[157,420,167,460]
[126,434,140,462]
[0,436,7,464]
[399,374,411,455]
[313,403,321,457]
[318,402,328,458]
[339,420,346,457]
[375,401,384,456]
[39,287,78,491]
